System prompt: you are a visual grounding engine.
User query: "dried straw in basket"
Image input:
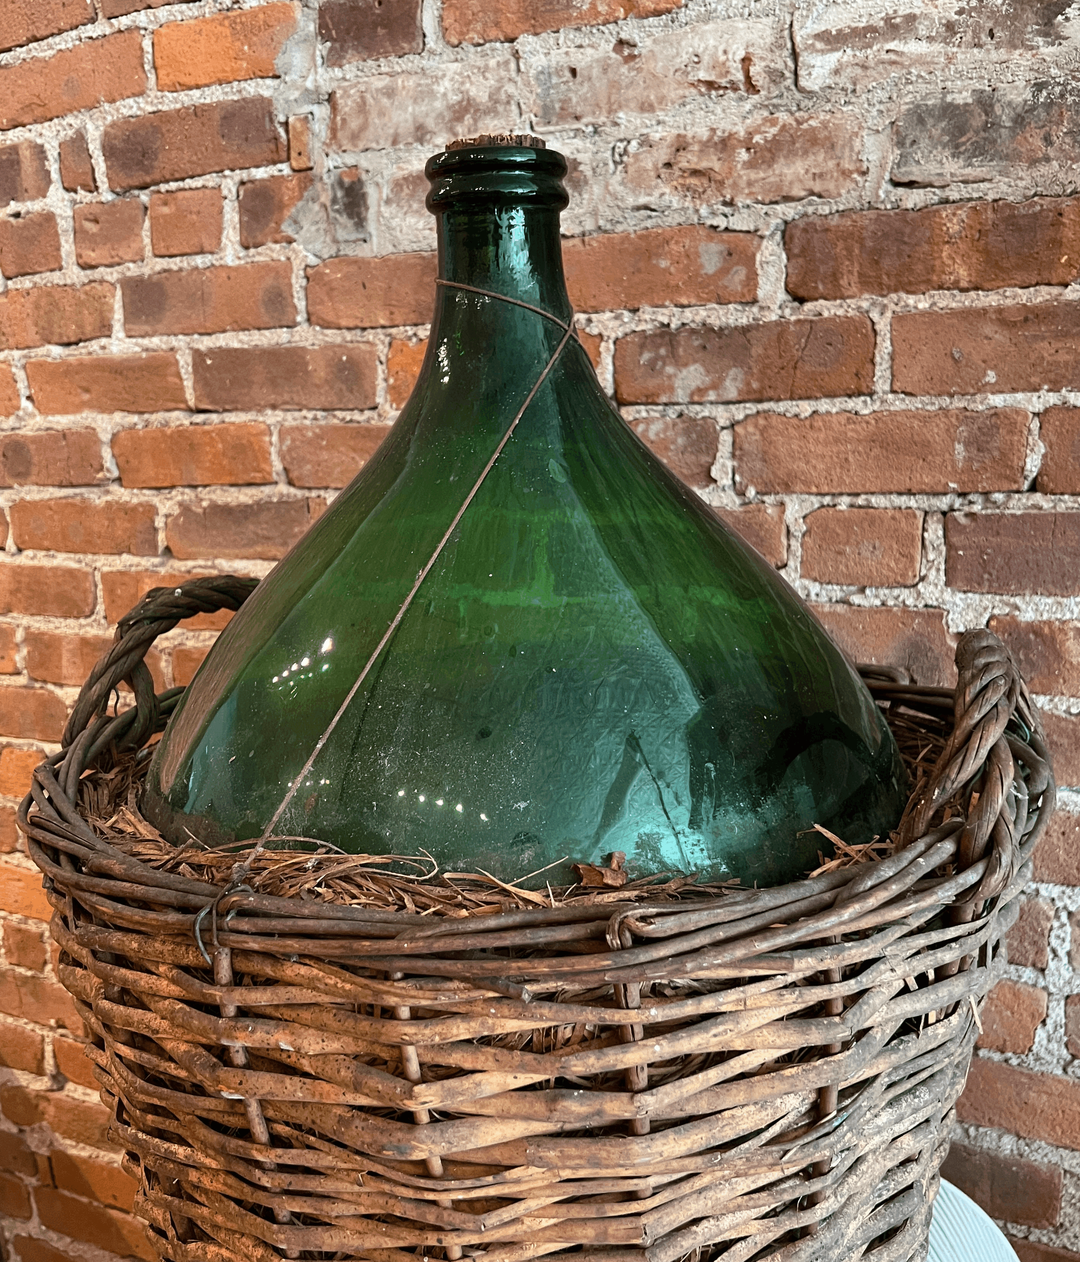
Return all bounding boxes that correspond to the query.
[19,577,1054,1262]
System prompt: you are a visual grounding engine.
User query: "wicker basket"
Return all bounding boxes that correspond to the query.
[19,577,1054,1262]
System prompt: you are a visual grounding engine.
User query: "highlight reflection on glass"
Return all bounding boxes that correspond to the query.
[143,139,907,888]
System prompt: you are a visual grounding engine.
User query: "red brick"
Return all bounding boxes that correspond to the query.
[27,353,186,417]
[73,198,144,269]
[102,0,198,14]
[172,645,209,687]
[946,512,1080,596]
[35,1188,154,1260]
[103,97,285,193]
[787,198,1080,301]
[0,143,50,208]
[10,498,156,556]
[3,924,45,971]
[941,1142,1060,1229]
[564,226,758,312]
[102,568,236,629]
[0,689,66,744]
[802,508,923,587]
[987,616,1080,695]
[0,31,146,132]
[0,1085,110,1148]
[122,262,295,337]
[444,0,682,44]
[979,980,1047,1054]
[0,972,79,1031]
[0,213,61,279]
[628,416,717,488]
[1034,810,1080,885]
[387,337,426,408]
[958,1057,1080,1150]
[321,0,422,64]
[308,252,436,329]
[0,806,19,853]
[1010,1243,1080,1262]
[0,563,94,618]
[624,116,866,207]
[50,1151,135,1211]
[614,316,874,404]
[25,631,163,691]
[149,188,222,257]
[0,431,102,488]
[733,408,1028,495]
[193,344,377,412]
[0,0,94,52]
[1009,898,1054,971]
[279,423,391,488]
[1040,709,1080,789]
[1066,994,1080,1058]
[0,860,52,919]
[812,604,958,688]
[716,505,786,569]
[0,282,113,352]
[288,114,313,170]
[54,1036,99,1089]
[166,499,324,560]
[0,626,15,674]
[113,423,273,488]
[0,1133,36,1177]
[0,368,16,419]
[238,172,312,248]
[155,4,296,92]
[1038,406,1080,494]
[58,132,94,194]
[0,1023,45,1075]
[0,1172,31,1220]
[894,303,1080,396]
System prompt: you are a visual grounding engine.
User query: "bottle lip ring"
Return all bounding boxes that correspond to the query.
[425,143,569,213]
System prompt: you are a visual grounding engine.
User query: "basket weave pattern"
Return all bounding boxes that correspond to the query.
[20,578,1054,1262]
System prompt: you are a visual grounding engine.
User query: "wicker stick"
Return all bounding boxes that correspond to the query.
[20,577,1054,1262]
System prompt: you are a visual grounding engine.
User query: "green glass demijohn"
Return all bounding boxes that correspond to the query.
[143,135,907,888]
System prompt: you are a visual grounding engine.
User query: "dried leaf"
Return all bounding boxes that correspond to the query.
[571,852,628,888]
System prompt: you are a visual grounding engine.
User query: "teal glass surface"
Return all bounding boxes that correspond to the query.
[144,140,907,887]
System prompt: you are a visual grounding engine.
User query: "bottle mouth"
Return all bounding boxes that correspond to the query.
[425,139,569,214]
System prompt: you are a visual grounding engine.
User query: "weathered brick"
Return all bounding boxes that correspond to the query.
[787,198,1080,301]
[58,132,94,194]
[958,1057,1080,1150]
[1041,709,1080,789]
[564,226,757,312]
[239,172,312,247]
[946,512,1080,596]
[1034,810,1080,885]
[987,616,1080,695]
[331,54,518,151]
[614,316,874,404]
[308,252,436,328]
[1066,994,1080,1058]
[288,114,313,170]
[0,746,41,802]
[716,505,786,569]
[3,924,46,972]
[27,353,186,416]
[53,1036,99,1089]
[24,631,162,690]
[802,508,923,587]
[103,98,285,193]
[1010,1242,1080,1262]
[320,0,423,64]
[529,21,778,128]
[10,497,157,555]
[149,188,222,257]
[0,431,102,487]
[0,1024,44,1076]
[155,4,296,93]
[0,690,66,743]
[0,31,146,132]
[812,604,958,688]
[733,408,1028,495]
[894,303,1080,396]
[0,0,94,53]
[940,1142,1060,1231]
[0,972,79,1031]
[894,82,1080,188]
[0,212,61,280]
[34,1188,154,1261]
[0,1172,31,1220]
[1038,406,1080,494]
[0,282,114,352]
[122,263,295,337]
[0,628,15,674]
[172,645,209,687]
[102,0,199,14]
[0,1132,36,1178]
[280,422,392,488]
[1009,898,1053,970]
[102,569,236,629]
[73,198,144,269]
[0,861,52,920]
[166,499,324,560]
[50,1151,135,1212]
[0,806,18,853]
[0,563,94,618]
[114,423,273,488]
[193,344,377,413]
[444,0,682,44]
[628,416,717,488]
[979,979,1047,1054]
[0,1085,112,1148]
[387,337,426,408]
[0,143,50,207]
[624,116,866,207]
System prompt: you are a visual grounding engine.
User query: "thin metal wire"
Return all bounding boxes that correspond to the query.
[258,285,577,844]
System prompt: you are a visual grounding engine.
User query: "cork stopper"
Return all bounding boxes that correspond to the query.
[446,134,546,150]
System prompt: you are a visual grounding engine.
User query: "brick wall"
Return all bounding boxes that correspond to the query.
[0,0,1077,1258]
